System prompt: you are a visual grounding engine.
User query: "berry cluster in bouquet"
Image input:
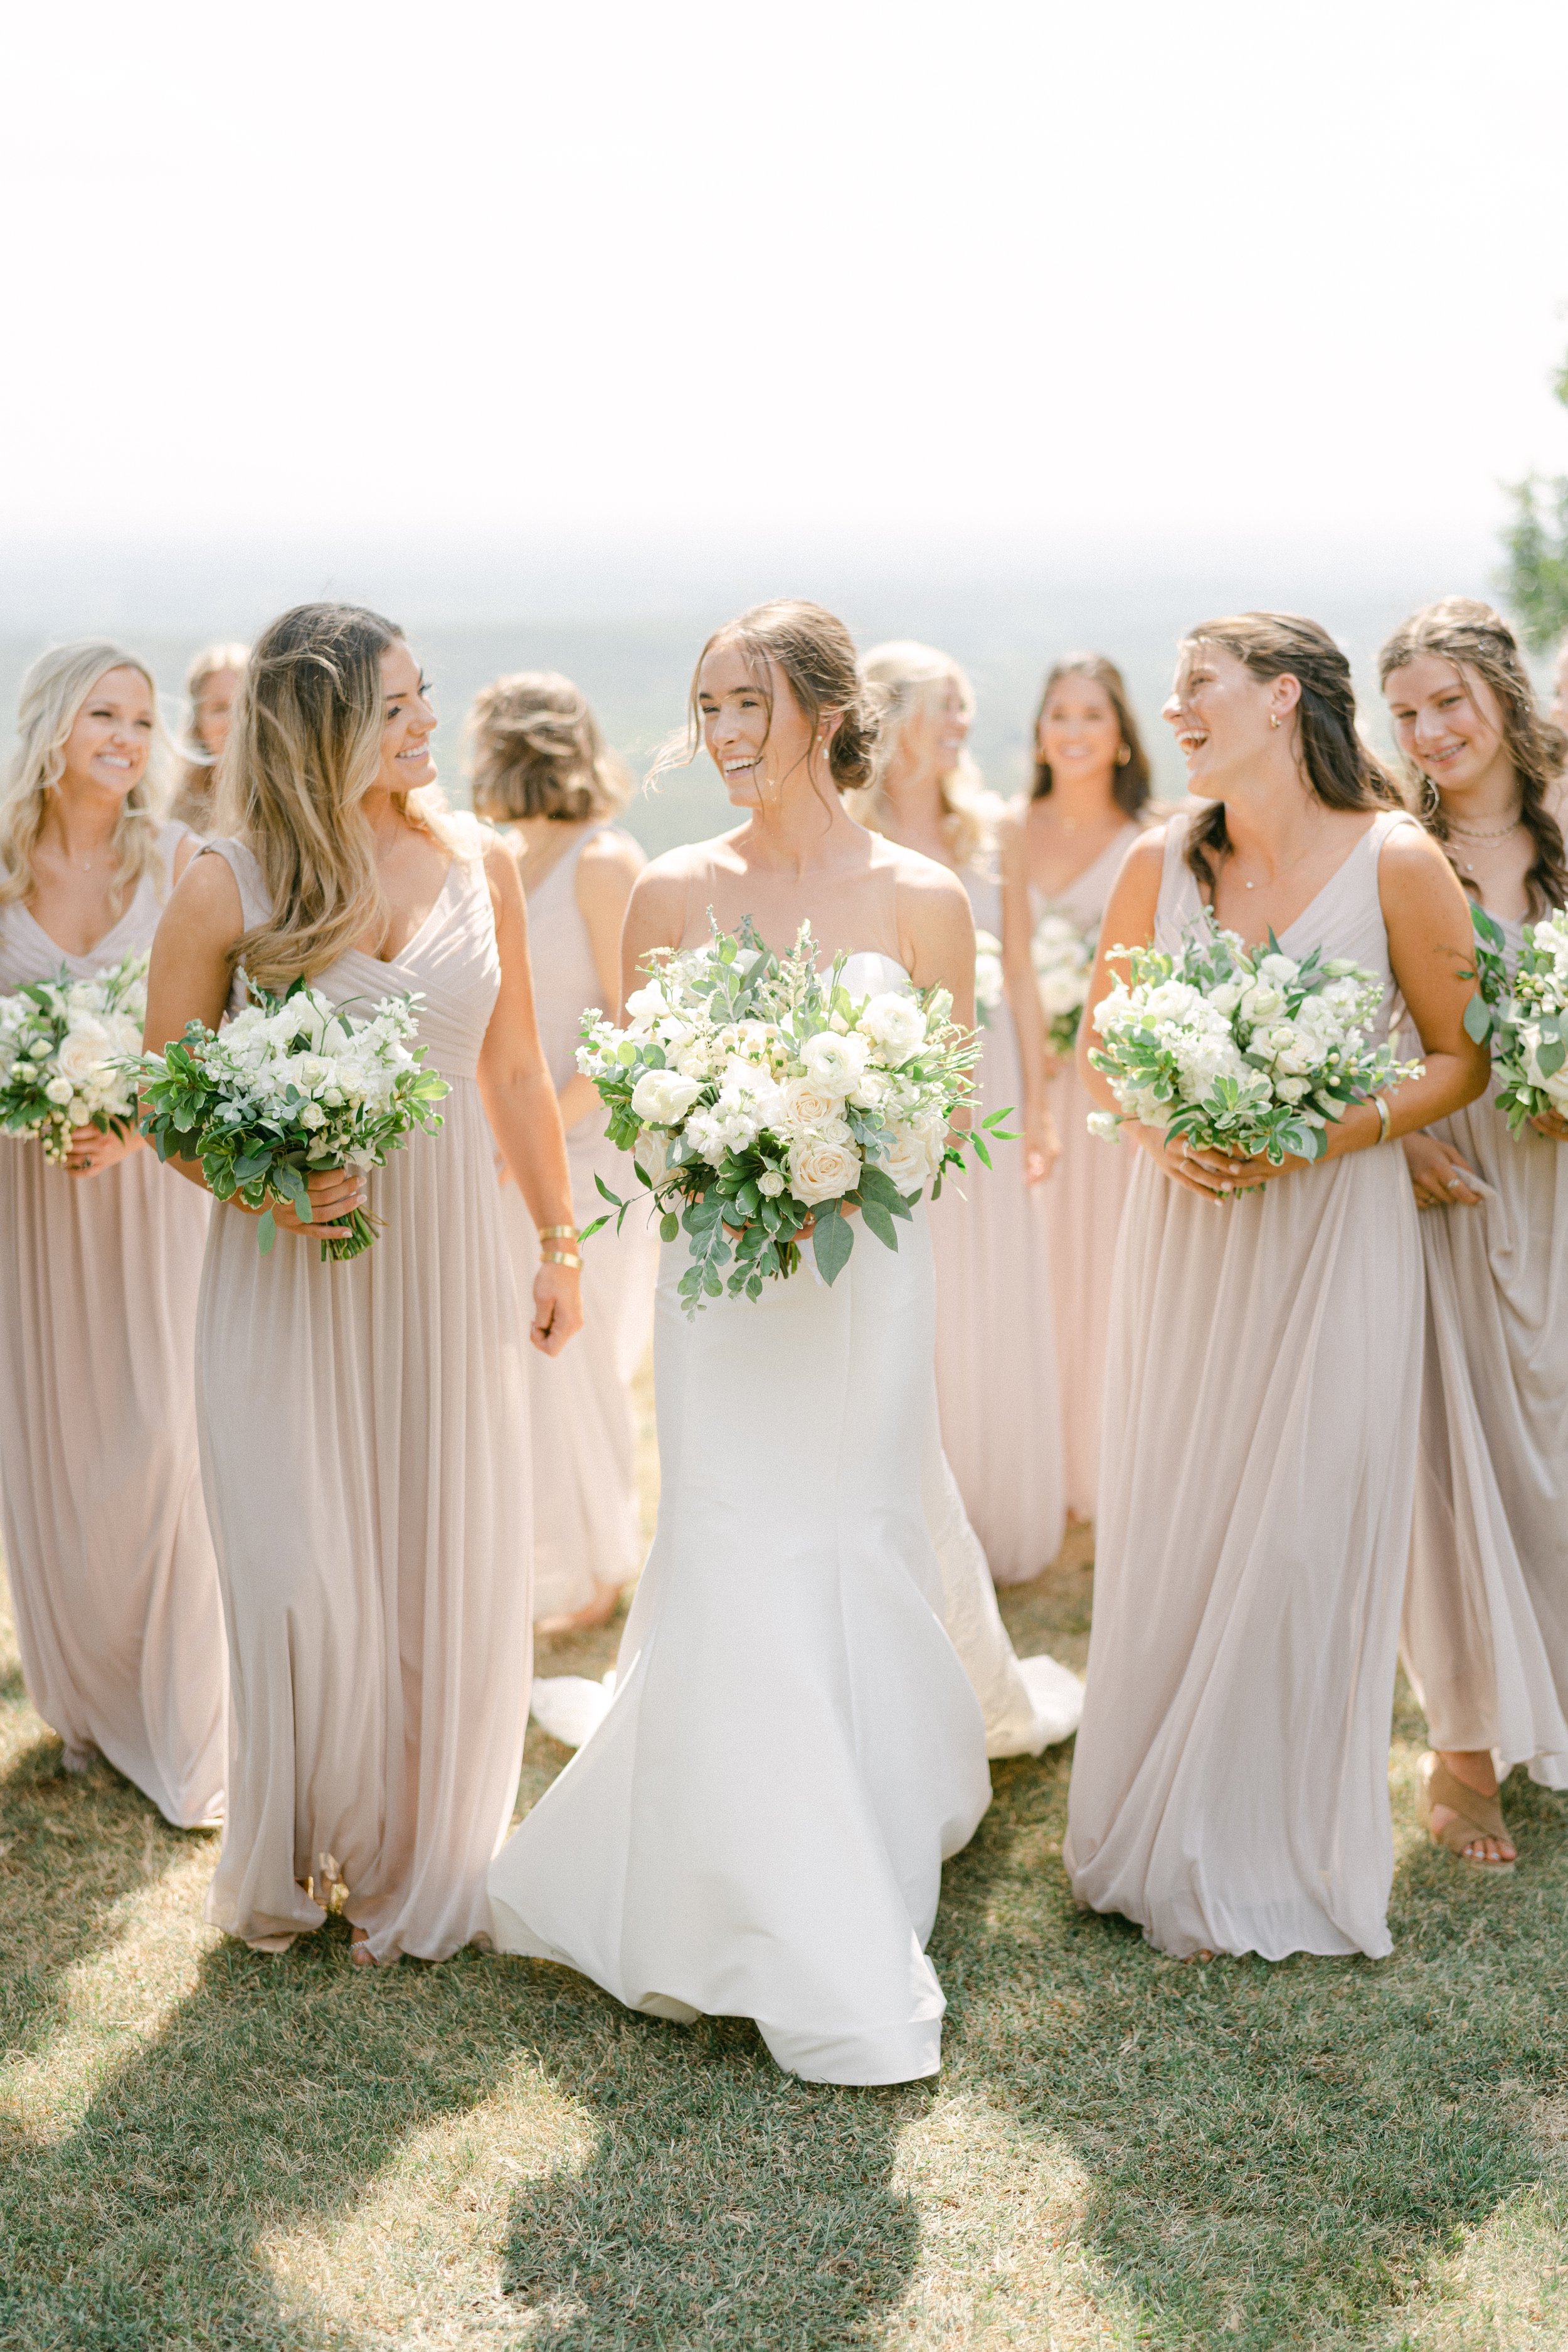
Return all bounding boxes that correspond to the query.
[578,918,1009,1313]
[1465,903,1568,1135]
[1086,924,1421,1174]
[0,951,147,1165]
[139,978,449,1259]
[1031,910,1096,1056]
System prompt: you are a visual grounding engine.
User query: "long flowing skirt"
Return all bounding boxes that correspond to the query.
[1043,1056,1138,1520]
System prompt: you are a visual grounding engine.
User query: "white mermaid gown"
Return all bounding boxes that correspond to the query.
[490,953,1016,2084]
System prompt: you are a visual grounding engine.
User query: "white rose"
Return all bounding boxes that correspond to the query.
[756,1168,785,1197]
[1274,1076,1309,1103]
[787,1127,862,1204]
[55,1020,112,1088]
[800,1029,872,1094]
[879,1127,931,1194]
[299,1102,327,1129]
[1208,979,1245,1017]
[856,992,926,1064]
[780,1073,841,1128]
[633,1126,672,1187]
[630,1069,703,1125]
[1237,981,1286,1025]
[45,1074,75,1105]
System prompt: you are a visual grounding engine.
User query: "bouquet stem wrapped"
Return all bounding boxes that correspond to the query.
[0,951,147,1163]
[139,977,448,1259]
[1088,924,1421,1173]
[578,919,1010,1313]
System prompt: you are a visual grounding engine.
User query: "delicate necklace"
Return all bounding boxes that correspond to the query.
[1446,809,1522,844]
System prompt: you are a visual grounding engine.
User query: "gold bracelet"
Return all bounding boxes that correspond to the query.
[542,1249,582,1269]
[1374,1093,1392,1144]
[538,1224,578,1241]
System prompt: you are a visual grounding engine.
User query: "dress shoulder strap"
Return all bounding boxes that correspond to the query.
[199,836,272,928]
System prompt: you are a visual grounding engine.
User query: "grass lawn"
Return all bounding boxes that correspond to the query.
[4,1389,1568,2349]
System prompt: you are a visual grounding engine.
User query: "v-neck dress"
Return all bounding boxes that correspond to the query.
[496,824,658,1621]
[195,821,532,1961]
[1030,820,1145,1518]
[0,821,226,1826]
[1401,907,1568,1785]
[1064,810,1424,1959]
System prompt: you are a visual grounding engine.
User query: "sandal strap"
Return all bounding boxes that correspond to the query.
[1424,1756,1508,1841]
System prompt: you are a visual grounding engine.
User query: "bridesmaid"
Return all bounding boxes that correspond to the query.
[855,640,1064,1584]
[1066,613,1488,1960]
[467,672,657,1632]
[144,601,582,1966]
[1002,655,1152,1519]
[1380,598,1568,1865]
[170,641,248,832]
[0,642,225,1826]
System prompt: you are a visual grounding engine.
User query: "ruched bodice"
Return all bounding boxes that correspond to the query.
[208,822,499,1083]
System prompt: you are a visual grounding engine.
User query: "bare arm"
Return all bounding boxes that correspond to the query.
[999,803,1059,1184]
[475,835,583,1355]
[140,850,365,1239]
[555,827,645,1133]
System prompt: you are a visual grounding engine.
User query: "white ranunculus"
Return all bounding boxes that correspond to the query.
[630,1068,704,1126]
[45,1074,75,1105]
[787,1126,862,1204]
[799,1029,872,1093]
[856,991,926,1064]
[55,1020,112,1088]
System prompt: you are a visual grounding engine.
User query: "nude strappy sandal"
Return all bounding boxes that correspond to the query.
[1418,1753,1515,1870]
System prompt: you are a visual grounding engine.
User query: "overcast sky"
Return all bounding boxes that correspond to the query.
[3,0,1566,577]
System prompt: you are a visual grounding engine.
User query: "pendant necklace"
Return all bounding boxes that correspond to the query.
[1446,807,1521,879]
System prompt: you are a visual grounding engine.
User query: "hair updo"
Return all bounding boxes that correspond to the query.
[1179,612,1398,891]
[657,599,882,794]
[467,671,631,824]
[1377,596,1568,919]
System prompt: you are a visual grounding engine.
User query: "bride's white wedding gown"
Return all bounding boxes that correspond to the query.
[489,952,998,2084]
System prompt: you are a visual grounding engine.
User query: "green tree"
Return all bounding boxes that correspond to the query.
[1501,343,1568,649]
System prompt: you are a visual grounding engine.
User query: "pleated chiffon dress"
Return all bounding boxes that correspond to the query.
[0,822,226,1827]
[196,819,532,1961]
[488,951,993,2085]
[927,865,1066,1584]
[1033,821,1144,1520]
[1402,906,1568,1786]
[496,825,657,1622]
[1065,810,1424,1960]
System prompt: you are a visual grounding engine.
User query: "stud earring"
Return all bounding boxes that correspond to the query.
[1269,713,1281,730]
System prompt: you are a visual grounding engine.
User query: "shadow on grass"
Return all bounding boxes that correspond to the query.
[934,1723,1568,2352]
[497,1988,924,2348]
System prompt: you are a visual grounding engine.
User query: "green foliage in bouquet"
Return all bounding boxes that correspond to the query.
[1464,902,1568,1135]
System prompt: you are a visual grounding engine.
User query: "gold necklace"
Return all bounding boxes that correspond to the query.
[1446,810,1522,843]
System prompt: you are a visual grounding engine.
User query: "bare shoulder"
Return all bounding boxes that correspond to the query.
[480,827,527,910]
[174,845,245,940]
[1376,815,1462,894]
[879,832,970,916]
[1118,824,1172,881]
[579,824,645,880]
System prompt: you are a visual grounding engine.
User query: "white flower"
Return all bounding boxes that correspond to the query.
[299,1102,327,1130]
[633,1126,672,1187]
[856,992,926,1065]
[880,1126,933,1192]
[1087,1110,1122,1142]
[756,1168,785,1197]
[973,930,1005,1013]
[623,980,669,1033]
[630,1068,704,1125]
[1208,979,1245,1017]
[780,1073,841,1128]
[1237,980,1286,1025]
[787,1126,862,1204]
[1258,952,1300,985]
[45,1074,75,1105]
[799,1029,872,1093]
[55,1020,112,1088]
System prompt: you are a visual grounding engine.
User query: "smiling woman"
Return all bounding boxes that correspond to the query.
[0,641,226,1828]
[1064,612,1490,1963]
[142,600,581,1968]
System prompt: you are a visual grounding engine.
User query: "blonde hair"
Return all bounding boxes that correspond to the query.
[0,640,173,910]
[172,640,250,830]
[218,601,448,992]
[467,671,630,822]
[853,640,988,869]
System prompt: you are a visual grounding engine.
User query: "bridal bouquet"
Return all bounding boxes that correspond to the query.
[1031,910,1096,1056]
[578,919,1006,1311]
[1086,924,1420,1168]
[1465,903,1568,1133]
[139,979,449,1258]
[0,951,147,1164]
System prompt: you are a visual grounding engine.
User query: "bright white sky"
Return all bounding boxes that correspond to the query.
[3,0,1567,564]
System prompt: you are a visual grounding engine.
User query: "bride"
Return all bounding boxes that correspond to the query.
[489,600,1004,2084]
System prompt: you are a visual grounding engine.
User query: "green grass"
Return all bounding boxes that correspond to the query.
[4,1503,1568,2349]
